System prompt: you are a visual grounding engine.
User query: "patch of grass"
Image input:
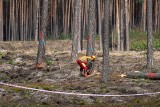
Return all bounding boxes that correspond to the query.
[11,88,22,93]
[98,87,110,93]
[26,83,61,90]
[99,85,109,93]
[131,39,147,50]
[153,38,160,49]
[0,52,3,57]
[130,98,160,107]
[0,98,50,107]
[149,66,159,73]
[58,33,72,40]
[8,59,14,65]
[0,60,2,65]
[72,98,87,105]
[131,78,151,83]
[2,86,22,93]
[45,59,54,65]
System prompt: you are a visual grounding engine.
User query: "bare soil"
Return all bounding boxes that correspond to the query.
[0,40,160,107]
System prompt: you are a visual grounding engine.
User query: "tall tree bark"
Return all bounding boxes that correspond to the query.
[86,0,96,56]
[146,0,153,68]
[125,0,129,51]
[77,0,82,52]
[98,0,102,51]
[102,0,110,83]
[154,0,158,31]
[71,0,81,61]
[116,0,120,51]
[142,0,146,32]
[36,0,49,66]
[120,0,124,51]
[33,0,39,41]
[0,0,3,41]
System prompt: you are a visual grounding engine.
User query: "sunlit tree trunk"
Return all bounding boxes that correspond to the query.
[147,0,153,68]
[102,0,110,83]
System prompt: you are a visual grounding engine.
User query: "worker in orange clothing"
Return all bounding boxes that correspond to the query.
[77,55,96,77]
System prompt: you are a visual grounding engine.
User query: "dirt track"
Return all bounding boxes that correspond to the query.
[0,41,160,106]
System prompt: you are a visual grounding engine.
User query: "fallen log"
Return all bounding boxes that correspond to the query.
[123,71,160,79]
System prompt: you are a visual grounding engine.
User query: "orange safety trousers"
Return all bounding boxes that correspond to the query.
[77,60,87,70]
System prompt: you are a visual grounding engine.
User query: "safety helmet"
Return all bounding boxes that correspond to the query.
[91,55,96,60]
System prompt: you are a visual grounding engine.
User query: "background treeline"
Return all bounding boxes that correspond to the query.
[0,0,160,50]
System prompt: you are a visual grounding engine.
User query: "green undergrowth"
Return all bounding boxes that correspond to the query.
[45,59,55,65]
[130,30,160,51]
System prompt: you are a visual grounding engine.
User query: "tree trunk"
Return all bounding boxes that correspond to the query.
[120,0,124,51]
[102,0,110,83]
[116,0,120,51]
[86,0,96,56]
[154,0,158,31]
[142,0,146,32]
[98,0,102,51]
[132,0,135,28]
[77,0,82,52]
[71,0,81,61]
[128,0,131,28]
[125,0,129,51]
[146,0,153,68]
[33,0,39,41]
[36,0,49,66]
[0,0,3,41]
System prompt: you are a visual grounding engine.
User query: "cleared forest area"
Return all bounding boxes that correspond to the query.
[0,41,160,106]
[0,0,160,106]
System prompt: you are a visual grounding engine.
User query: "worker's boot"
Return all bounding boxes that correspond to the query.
[80,68,84,76]
[84,71,88,77]
[88,70,94,75]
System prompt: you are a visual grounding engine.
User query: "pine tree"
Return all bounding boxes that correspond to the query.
[36,0,49,68]
[86,0,96,56]
[0,0,3,41]
[71,0,82,61]
[102,0,110,83]
[146,0,153,68]
[33,0,39,41]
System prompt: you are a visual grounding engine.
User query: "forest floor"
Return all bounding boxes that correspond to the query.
[1,40,160,107]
